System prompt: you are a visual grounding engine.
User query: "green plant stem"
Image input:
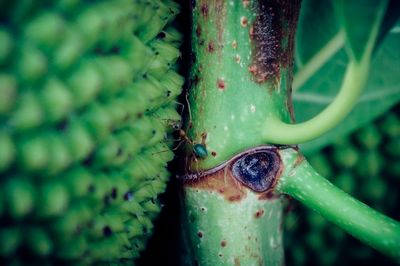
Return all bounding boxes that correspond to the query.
[182,186,284,266]
[181,1,300,265]
[277,151,400,259]
[263,57,370,144]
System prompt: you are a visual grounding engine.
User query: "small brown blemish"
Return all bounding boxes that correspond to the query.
[248,65,257,74]
[240,16,248,27]
[242,0,250,8]
[221,240,227,247]
[228,195,241,202]
[293,153,305,168]
[266,190,275,198]
[201,4,209,16]
[231,40,237,49]
[218,253,223,257]
[254,209,265,218]
[193,74,200,85]
[197,231,203,238]
[258,189,280,200]
[234,257,241,266]
[207,41,215,52]
[196,25,202,37]
[200,207,206,212]
[249,25,254,38]
[217,78,225,90]
[211,151,217,157]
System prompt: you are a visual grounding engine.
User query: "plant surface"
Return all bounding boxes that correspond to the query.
[285,105,400,265]
[179,0,400,265]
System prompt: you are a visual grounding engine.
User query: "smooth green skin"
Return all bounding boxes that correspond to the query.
[184,1,298,265]
[188,0,295,171]
[277,149,400,260]
[182,188,284,266]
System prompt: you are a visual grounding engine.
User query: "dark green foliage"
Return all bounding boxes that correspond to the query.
[284,105,399,265]
[0,0,183,264]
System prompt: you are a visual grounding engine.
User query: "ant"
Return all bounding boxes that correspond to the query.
[175,129,208,159]
[151,91,208,160]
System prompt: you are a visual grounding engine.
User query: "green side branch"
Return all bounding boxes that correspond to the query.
[264,0,389,145]
[277,149,400,259]
[263,58,370,144]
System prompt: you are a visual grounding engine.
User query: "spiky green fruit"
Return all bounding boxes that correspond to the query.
[0,0,183,264]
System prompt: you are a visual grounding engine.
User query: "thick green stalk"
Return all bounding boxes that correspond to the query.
[183,0,299,266]
[186,0,299,171]
[181,1,300,265]
[277,149,400,259]
[183,183,284,266]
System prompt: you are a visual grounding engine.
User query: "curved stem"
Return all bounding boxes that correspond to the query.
[276,154,400,259]
[263,57,370,144]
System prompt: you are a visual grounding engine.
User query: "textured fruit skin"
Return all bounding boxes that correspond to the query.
[284,105,400,266]
[0,0,182,264]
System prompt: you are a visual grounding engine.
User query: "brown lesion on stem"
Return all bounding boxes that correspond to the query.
[248,0,300,86]
[196,0,227,58]
[183,145,290,202]
[184,161,248,202]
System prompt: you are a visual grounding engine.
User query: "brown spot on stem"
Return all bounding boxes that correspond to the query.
[293,153,305,168]
[258,190,280,200]
[184,165,247,202]
[240,16,248,27]
[211,151,217,157]
[254,209,265,218]
[196,25,202,37]
[183,146,285,201]
[208,41,215,52]
[193,74,200,85]
[221,240,227,247]
[231,40,237,49]
[249,25,254,38]
[228,195,241,202]
[197,231,203,238]
[200,3,208,16]
[249,0,300,85]
[217,78,225,89]
[248,65,257,75]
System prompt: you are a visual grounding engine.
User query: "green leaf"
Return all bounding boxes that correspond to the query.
[375,0,400,51]
[293,0,400,155]
[334,0,389,61]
